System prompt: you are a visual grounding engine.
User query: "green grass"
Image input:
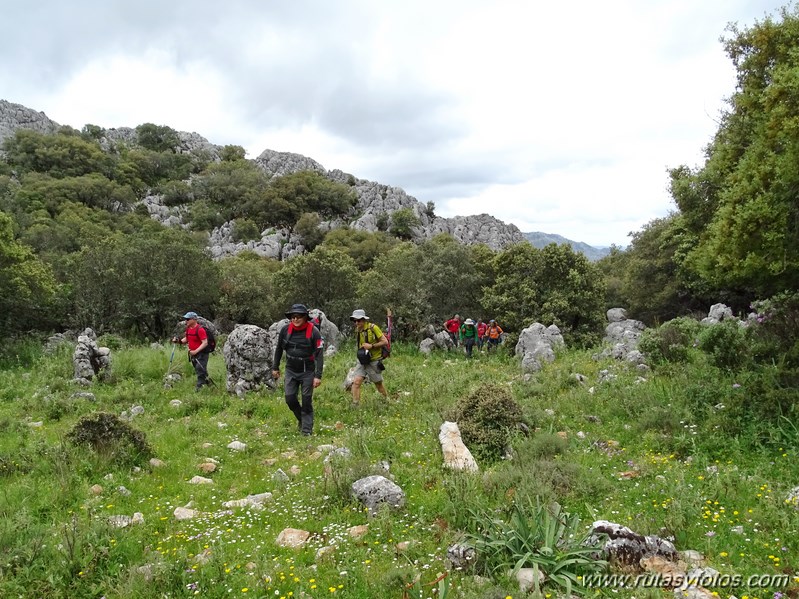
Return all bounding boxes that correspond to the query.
[0,340,797,598]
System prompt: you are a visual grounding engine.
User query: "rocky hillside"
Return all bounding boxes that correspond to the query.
[1,99,526,258]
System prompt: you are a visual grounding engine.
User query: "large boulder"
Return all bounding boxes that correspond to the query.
[599,308,646,361]
[701,303,734,325]
[309,308,340,355]
[223,324,275,396]
[515,323,565,373]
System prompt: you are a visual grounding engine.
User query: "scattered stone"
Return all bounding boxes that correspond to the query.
[108,512,144,528]
[348,524,369,539]
[556,431,568,440]
[27,421,43,428]
[281,450,297,459]
[117,485,131,496]
[169,399,182,408]
[317,444,337,454]
[334,421,345,430]
[351,475,406,517]
[227,440,247,451]
[198,462,217,474]
[289,465,301,476]
[223,492,273,509]
[308,451,323,461]
[71,392,96,401]
[174,506,200,520]
[201,442,213,449]
[395,541,411,552]
[276,528,311,548]
[446,543,476,570]
[515,567,546,593]
[273,469,290,484]
[90,484,103,495]
[589,520,678,568]
[262,458,278,466]
[316,545,336,560]
[188,476,214,485]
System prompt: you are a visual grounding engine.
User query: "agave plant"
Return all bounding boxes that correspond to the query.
[467,497,607,595]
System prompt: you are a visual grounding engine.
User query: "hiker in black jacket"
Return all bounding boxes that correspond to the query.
[272,304,324,436]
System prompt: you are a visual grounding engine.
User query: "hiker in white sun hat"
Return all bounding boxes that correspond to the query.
[349,308,389,407]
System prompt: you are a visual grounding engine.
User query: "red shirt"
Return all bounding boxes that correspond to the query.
[445,318,461,334]
[477,322,487,337]
[186,323,207,351]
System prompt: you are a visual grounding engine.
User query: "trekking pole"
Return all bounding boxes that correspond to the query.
[167,342,177,375]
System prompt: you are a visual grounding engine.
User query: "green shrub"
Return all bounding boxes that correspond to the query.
[467,498,607,593]
[748,291,799,368]
[698,320,750,371]
[66,412,152,466]
[231,218,261,242]
[638,316,701,364]
[449,384,525,463]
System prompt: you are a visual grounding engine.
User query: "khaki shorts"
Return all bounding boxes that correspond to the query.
[353,361,383,383]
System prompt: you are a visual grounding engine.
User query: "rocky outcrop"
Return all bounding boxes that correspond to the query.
[599,308,646,361]
[0,100,60,148]
[73,328,111,385]
[2,100,527,258]
[99,127,221,160]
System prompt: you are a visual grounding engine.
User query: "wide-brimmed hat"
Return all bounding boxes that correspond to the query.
[285,303,310,318]
[182,311,199,320]
[350,309,369,321]
[464,318,475,325]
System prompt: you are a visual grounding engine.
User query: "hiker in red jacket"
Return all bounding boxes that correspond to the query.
[476,319,487,350]
[172,311,210,390]
[272,304,324,436]
[445,314,462,347]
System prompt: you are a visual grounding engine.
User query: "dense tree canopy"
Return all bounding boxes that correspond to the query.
[670,6,799,298]
[0,211,58,335]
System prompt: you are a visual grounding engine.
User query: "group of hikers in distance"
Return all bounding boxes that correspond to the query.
[444,314,504,358]
[173,304,390,437]
[172,307,504,437]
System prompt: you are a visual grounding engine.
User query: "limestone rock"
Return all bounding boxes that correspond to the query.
[188,476,214,485]
[223,324,274,396]
[276,527,311,548]
[439,421,479,472]
[515,322,565,373]
[351,475,406,516]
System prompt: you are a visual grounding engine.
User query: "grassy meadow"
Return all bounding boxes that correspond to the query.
[0,335,797,599]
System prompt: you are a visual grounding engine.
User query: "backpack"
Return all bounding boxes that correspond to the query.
[362,323,391,360]
[187,324,216,353]
[283,322,320,361]
[202,326,217,353]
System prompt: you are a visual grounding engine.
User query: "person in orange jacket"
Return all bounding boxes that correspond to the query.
[485,319,504,352]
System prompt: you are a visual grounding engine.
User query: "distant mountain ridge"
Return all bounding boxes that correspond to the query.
[523,231,610,261]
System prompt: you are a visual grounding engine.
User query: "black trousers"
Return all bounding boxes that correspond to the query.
[284,368,314,434]
[191,351,210,388]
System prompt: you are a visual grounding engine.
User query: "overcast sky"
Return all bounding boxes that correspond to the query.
[0,0,788,246]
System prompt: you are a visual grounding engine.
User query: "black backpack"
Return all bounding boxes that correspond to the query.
[202,327,217,353]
